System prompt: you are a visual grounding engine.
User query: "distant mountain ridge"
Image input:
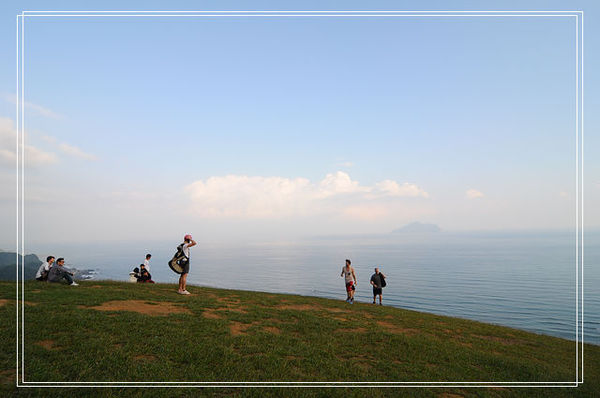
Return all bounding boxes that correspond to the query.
[392,222,441,234]
[0,252,42,280]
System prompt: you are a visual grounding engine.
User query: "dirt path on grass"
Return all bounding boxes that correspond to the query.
[81,300,191,316]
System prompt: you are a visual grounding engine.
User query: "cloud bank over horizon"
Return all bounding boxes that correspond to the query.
[185,171,429,219]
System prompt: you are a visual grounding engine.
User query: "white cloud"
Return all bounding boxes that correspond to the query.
[3,94,63,119]
[185,171,429,219]
[0,117,57,167]
[337,161,353,168]
[374,180,430,198]
[465,188,484,199]
[59,143,97,161]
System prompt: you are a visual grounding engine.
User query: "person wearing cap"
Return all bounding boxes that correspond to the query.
[178,234,196,295]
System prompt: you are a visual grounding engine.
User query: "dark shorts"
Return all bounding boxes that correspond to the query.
[345,281,354,292]
[180,260,189,275]
[36,276,45,281]
[373,287,382,296]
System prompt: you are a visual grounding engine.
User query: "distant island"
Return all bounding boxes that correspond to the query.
[392,222,441,234]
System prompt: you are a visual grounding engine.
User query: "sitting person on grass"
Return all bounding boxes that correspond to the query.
[137,264,155,283]
[35,256,55,281]
[130,267,140,283]
[47,258,78,286]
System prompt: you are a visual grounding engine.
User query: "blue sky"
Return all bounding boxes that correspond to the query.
[0,1,597,245]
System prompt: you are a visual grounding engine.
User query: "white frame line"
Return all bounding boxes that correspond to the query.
[15,10,584,389]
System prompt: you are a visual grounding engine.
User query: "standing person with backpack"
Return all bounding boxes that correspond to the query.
[370,267,386,305]
[177,235,196,295]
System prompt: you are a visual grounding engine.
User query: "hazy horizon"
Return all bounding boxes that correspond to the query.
[1,1,598,247]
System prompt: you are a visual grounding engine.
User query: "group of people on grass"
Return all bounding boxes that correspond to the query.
[341,259,387,305]
[37,236,387,305]
[35,256,78,286]
[129,254,155,283]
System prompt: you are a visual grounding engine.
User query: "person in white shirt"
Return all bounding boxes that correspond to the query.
[143,254,152,273]
[35,256,55,281]
[178,235,196,295]
[340,259,357,304]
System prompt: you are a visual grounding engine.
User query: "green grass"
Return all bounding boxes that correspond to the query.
[0,280,598,397]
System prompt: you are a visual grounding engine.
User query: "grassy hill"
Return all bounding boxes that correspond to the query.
[0,280,598,397]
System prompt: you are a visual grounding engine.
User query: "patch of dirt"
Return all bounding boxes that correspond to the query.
[35,340,61,351]
[332,316,348,322]
[263,326,281,335]
[133,355,157,361]
[458,341,472,348]
[335,327,367,333]
[439,394,465,398]
[276,304,319,311]
[361,313,374,319]
[376,321,418,335]
[30,290,41,293]
[473,334,521,345]
[0,369,15,383]
[113,343,123,349]
[88,285,104,289]
[83,300,191,316]
[217,297,241,305]
[230,321,257,336]
[324,307,349,313]
[202,310,223,319]
[24,301,39,306]
[216,306,247,314]
[285,355,301,360]
[0,299,9,307]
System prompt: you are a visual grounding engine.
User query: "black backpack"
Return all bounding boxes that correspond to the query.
[380,274,387,288]
[168,243,189,274]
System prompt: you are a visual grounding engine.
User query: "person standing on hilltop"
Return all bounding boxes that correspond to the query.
[178,235,196,295]
[340,259,357,304]
[143,253,152,273]
[370,267,386,305]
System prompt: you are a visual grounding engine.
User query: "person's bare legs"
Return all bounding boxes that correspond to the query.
[378,293,382,305]
[179,273,188,292]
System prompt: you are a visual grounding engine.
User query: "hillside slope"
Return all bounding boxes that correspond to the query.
[0,281,597,397]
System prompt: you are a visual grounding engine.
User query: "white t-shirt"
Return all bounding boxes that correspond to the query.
[143,259,150,272]
[342,266,354,284]
[35,262,51,279]
[182,242,190,259]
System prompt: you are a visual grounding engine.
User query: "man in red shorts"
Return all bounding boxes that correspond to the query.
[340,259,357,304]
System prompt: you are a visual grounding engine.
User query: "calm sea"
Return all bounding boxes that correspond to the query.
[29,231,599,345]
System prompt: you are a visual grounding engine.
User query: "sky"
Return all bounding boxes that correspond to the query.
[0,0,598,246]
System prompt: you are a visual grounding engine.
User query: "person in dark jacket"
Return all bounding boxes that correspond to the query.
[47,258,78,286]
[137,264,155,283]
[370,267,386,305]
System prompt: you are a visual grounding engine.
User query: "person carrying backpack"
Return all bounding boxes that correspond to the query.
[370,267,386,305]
[173,235,196,295]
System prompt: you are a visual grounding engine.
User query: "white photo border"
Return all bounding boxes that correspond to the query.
[15,9,585,388]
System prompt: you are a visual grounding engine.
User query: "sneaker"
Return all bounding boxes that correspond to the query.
[182,290,191,295]
[70,282,79,286]
[372,301,376,304]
